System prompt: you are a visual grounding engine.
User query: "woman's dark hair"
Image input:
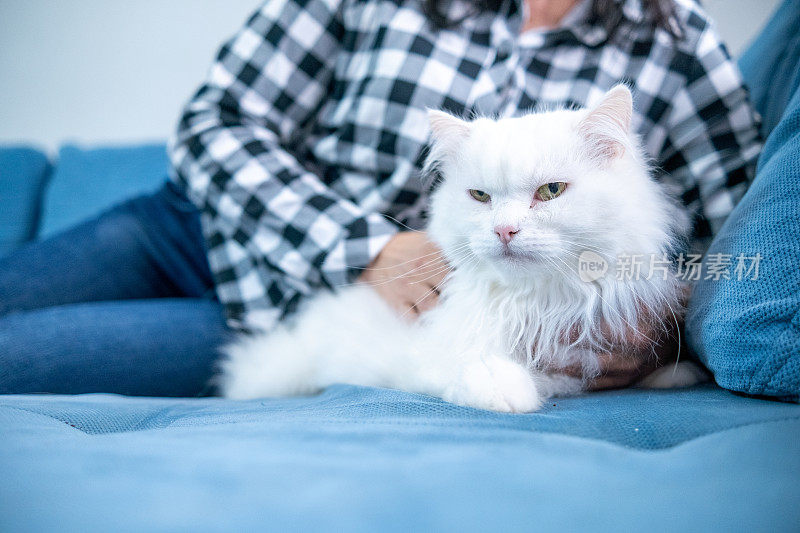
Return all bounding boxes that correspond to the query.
[422,0,679,37]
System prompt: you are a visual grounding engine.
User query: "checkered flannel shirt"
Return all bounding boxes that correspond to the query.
[169,0,762,332]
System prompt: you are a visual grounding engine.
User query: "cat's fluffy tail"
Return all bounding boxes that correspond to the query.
[217,328,319,399]
[217,286,409,400]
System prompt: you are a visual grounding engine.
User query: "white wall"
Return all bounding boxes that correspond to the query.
[0,0,260,151]
[0,0,782,151]
[704,0,781,54]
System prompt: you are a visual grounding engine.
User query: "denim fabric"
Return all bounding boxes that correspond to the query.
[0,182,232,396]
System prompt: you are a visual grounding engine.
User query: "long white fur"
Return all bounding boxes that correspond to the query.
[218,85,702,413]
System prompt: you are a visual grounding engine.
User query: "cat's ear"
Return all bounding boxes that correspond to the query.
[577,85,633,163]
[428,109,471,156]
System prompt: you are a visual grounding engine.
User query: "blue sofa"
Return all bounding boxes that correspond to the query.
[2,5,800,532]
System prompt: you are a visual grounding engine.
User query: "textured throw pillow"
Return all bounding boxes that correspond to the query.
[686,89,800,400]
[686,0,800,400]
[38,143,169,238]
[0,146,51,257]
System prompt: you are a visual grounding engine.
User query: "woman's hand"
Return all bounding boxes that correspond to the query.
[582,350,663,390]
[359,231,449,318]
[562,309,685,391]
[362,231,685,385]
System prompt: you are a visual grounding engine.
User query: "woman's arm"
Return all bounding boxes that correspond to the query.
[658,16,762,246]
[169,0,398,331]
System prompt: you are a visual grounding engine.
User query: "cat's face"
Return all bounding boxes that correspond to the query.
[426,86,677,284]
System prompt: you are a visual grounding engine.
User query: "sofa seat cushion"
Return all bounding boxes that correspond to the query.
[1,385,798,531]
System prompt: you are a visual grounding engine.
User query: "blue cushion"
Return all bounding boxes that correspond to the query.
[738,0,800,137]
[0,146,50,257]
[686,80,800,397]
[38,143,169,239]
[1,385,798,531]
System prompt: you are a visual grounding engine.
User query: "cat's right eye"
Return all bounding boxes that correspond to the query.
[535,182,567,201]
[468,189,491,203]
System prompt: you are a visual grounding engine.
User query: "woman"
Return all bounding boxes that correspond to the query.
[0,0,761,396]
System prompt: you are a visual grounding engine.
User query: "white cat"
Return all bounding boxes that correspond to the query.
[218,85,704,412]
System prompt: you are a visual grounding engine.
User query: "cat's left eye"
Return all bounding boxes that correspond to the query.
[468,189,491,203]
[536,182,567,201]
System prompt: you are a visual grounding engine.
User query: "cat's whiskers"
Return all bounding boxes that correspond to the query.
[399,254,482,320]
[338,243,472,290]
[399,276,451,320]
[407,249,478,287]
[407,252,469,284]
[365,242,470,275]
[347,245,455,272]
[380,213,423,233]
[548,238,607,256]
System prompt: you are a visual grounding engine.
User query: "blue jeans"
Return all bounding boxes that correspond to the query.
[0,182,232,396]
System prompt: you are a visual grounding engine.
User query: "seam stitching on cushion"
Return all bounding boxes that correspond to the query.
[1,405,91,434]
[0,405,177,435]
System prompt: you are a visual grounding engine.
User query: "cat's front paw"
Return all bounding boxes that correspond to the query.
[444,356,542,413]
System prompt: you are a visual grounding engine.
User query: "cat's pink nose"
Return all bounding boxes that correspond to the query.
[494,225,519,245]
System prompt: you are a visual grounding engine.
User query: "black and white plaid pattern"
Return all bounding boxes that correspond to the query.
[169,0,762,332]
